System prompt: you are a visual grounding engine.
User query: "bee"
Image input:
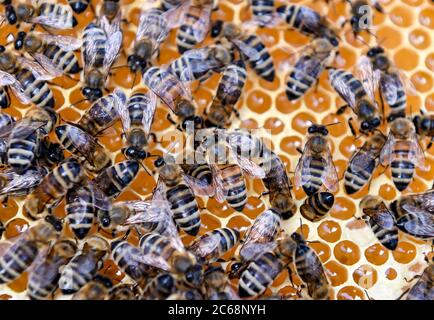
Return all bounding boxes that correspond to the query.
[276,4,339,45]
[0,87,10,108]
[55,124,112,173]
[365,46,415,122]
[0,166,48,200]
[204,59,247,128]
[203,265,239,300]
[24,159,84,220]
[0,46,55,110]
[166,289,204,300]
[37,138,65,168]
[110,240,151,283]
[93,160,140,198]
[59,236,109,294]
[109,284,140,300]
[294,124,338,196]
[344,131,386,194]
[342,1,383,37]
[390,190,434,239]
[300,192,335,222]
[405,262,433,300]
[27,239,77,300]
[211,21,275,82]
[142,66,202,130]
[0,0,77,29]
[285,37,337,101]
[115,91,157,161]
[81,21,122,101]
[380,117,425,192]
[0,215,63,285]
[249,0,275,27]
[292,232,330,300]
[66,180,111,240]
[176,0,213,54]
[187,227,240,263]
[328,60,381,135]
[14,31,82,79]
[413,113,434,149]
[141,273,177,300]
[72,275,113,300]
[78,88,126,136]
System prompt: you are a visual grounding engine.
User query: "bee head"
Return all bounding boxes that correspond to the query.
[81,87,103,101]
[360,117,381,133]
[69,1,88,13]
[390,117,413,138]
[229,262,243,278]
[271,193,297,220]
[101,1,119,20]
[350,15,361,32]
[154,156,165,168]
[16,3,33,21]
[182,115,203,130]
[308,124,328,136]
[367,46,384,57]
[290,232,305,244]
[93,275,113,289]
[22,33,42,53]
[211,20,224,38]
[98,210,112,228]
[0,47,15,72]
[184,264,203,287]
[123,146,149,161]
[157,274,175,292]
[46,142,65,165]
[223,22,241,40]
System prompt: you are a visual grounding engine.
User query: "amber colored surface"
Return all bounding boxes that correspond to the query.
[310,242,331,263]
[353,265,378,289]
[6,273,28,293]
[324,261,348,287]
[365,244,389,266]
[317,220,342,243]
[334,240,361,266]
[385,268,398,281]
[4,218,29,239]
[330,197,356,220]
[337,286,365,300]
[392,242,417,264]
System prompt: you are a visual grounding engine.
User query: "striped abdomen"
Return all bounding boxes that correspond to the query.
[59,253,99,294]
[15,68,54,109]
[144,273,176,299]
[169,55,211,82]
[276,5,322,36]
[7,126,39,171]
[0,240,38,284]
[94,161,139,198]
[300,192,334,222]
[344,153,377,194]
[238,252,283,298]
[111,241,148,281]
[38,3,75,27]
[368,219,399,250]
[301,155,326,196]
[166,183,201,236]
[0,87,10,108]
[27,261,62,300]
[215,60,247,106]
[139,233,176,260]
[220,164,247,212]
[66,185,96,240]
[390,140,415,191]
[240,35,274,82]
[251,0,274,25]
[78,94,119,136]
[44,44,80,74]
[176,6,204,53]
[182,164,213,186]
[329,68,367,105]
[83,23,106,68]
[406,265,434,300]
[285,55,323,101]
[381,72,406,121]
[128,93,148,128]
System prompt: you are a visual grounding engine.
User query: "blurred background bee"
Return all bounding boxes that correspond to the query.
[413,112,434,149]
[72,275,113,300]
[67,0,92,14]
[294,124,338,196]
[380,117,425,192]
[109,283,141,300]
[359,195,398,250]
[141,273,177,300]
[203,265,239,300]
[403,258,433,300]
[341,0,383,38]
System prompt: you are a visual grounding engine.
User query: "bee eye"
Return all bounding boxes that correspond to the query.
[322,128,329,135]
[154,157,165,167]
[308,126,316,134]
[101,217,111,227]
[371,118,381,127]
[361,121,370,130]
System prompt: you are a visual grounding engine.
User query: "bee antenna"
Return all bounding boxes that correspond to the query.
[110,64,129,71]
[356,35,371,48]
[324,121,341,127]
[137,160,153,177]
[366,29,378,39]
[69,98,89,108]
[299,217,304,235]
[377,36,387,47]
[131,72,137,90]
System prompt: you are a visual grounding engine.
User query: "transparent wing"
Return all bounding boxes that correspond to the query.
[190,4,212,43]
[32,53,64,78]
[83,24,107,70]
[115,95,131,133]
[17,56,55,80]
[298,6,322,31]
[0,70,17,87]
[232,39,261,61]
[357,55,380,102]
[38,33,82,51]
[87,180,112,211]
[408,131,425,167]
[380,73,400,106]
[210,164,226,203]
[397,69,417,96]
[102,31,122,76]
[136,8,170,45]
[399,205,434,238]
[100,14,121,36]
[29,5,74,29]
[329,68,357,109]
[321,147,339,192]
[294,144,313,188]
[363,204,396,230]
[188,233,221,258]
[0,168,45,196]
[183,173,215,197]
[10,120,46,140]
[380,133,395,166]
[142,92,157,136]
[232,154,265,178]
[349,151,373,173]
[240,242,277,261]
[131,251,171,271]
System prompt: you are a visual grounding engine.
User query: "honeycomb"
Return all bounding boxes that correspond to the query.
[0,0,433,300]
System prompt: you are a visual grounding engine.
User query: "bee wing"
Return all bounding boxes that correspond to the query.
[64,125,106,166]
[210,164,227,203]
[115,95,132,134]
[379,133,395,166]
[363,204,396,230]
[357,55,380,102]
[87,180,112,211]
[329,68,357,110]
[190,4,212,43]
[232,153,265,179]
[231,39,261,61]
[297,6,322,31]
[408,131,426,167]
[321,147,339,192]
[38,33,82,51]
[100,15,121,36]
[83,24,107,70]
[0,169,45,196]
[142,92,157,136]
[32,53,64,78]
[0,71,30,105]
[10,120,46,140]
[163,2,190,30]
[131,252,171,271]
[349,150,373,173]
[294,144,314,188]
[183,173,215,197]
[102,31,122,76]
[399,205,434,238]
[0,70,17,87]
[189,233,221,258]
[17,56,55,80]
[239,242,277,261]
[29,4,74,29]
[380,73,401,107]
[397,69,417,96]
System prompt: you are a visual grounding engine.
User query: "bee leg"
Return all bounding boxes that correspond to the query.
[89,2,96,15]
[336,105,349,115]
[166,114,177,126]
[340,19,349,28]
[257,191,270,199]
[231,107,241,119]
[395,288,409,300]
[404,275,420,283]
[348,117,357,137]
[378,88,386,123]
[149,133,160,144]
[286,266,295,288]
[47,81,64,89]
[426,137,434,150]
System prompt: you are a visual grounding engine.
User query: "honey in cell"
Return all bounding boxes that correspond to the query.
[324,260,348,287]
[334,240,361,266]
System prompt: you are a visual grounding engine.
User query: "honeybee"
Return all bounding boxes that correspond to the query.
[27,239,77,300]
[365,46,416,122]
[211,21,275,82]
[300,192,335,222]
[142,66,202,130]
[176,0,213,53]
[0,0,77,29]
[390,190,434,239]
[204,59,246,128]
[203,265,239,300]
[109,284,140,300]
[55,123,112,173]
[285,38,337,101]
[380,118,425,192]
[0,166,48,200]
[0,215,63,285]
[329,60,381,135]
[359,195,399,250]
[248,0,275,27]
[342,0,383,37]
[344,131,386,194]
[413,113,434,149]
[405,262,433,300]
[93,160,140,198]
[276,4,339,45]
[14,31,82,78]
[187,227,240,263]
[66,180,111,240]
[115,91,157,161]
[141,273,177,300]
[0,46,55,110]
[72,275,112,300]
[24,159,84,220]
[59,236,109,294]
[38,138,65,168]
[81,21,122,101]
[294,124,338,196]
[291,232,330,300]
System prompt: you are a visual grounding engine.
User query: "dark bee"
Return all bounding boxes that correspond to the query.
[344,131,386,194]
[111,240,151,283]
[187,227,240,263]
[27,239,77,300]
[68,0,90,14]
[72,275,113,300]
[0,112,15,163]
[24,159,84,220]
[380,118,425,192]
[212,21,275,82]
[300,192,334,222]
[142,273,176,300]
[329,61,381,135]
[294,124,338,196]
[0,216,63,285]
[55,124,112,173]
[203,266,239,300]
[59,236,109,294]
[360,195,399,250]
[390,190,434,239]
[205,59,246,128]
[276,4,339,45]
[342,0,383,37]
[109,284,140,300]
[14,31,82,77]
[142,66,202,130]
[405,262,434,300]
[285,38,337,101]
[413,113,434,149]
[292,232,330,300]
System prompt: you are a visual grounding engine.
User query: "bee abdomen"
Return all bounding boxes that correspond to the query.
[66,200,95,240]
[369,220,399,250]
[176,8,202,53]
[59,260,94,294]
[344,156,376,194]
[300,192,334,222]
[221,165,247,212]
[185,164,213,185]
[7,133,38,171]
[0,87,10,108]
[329,68,366,100]
[94,161,140,198]
[252,0,274,24]
[83,23,106,67]
[242,35,274,82]
[212,227,240,255]
[166,184,201,236]
[112,241,148,281]
[139,233,176,260]
[216,61,247,105]
[390,155,414,191]
[27,263,60,300]
[44,44,80,74]
[302,156,325,196]
[78,95,119,136]
[68,0,90,14]
[0,241,38,284]
[15,69,54,109]
[285,56,323,101]
[128,93,148,126]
